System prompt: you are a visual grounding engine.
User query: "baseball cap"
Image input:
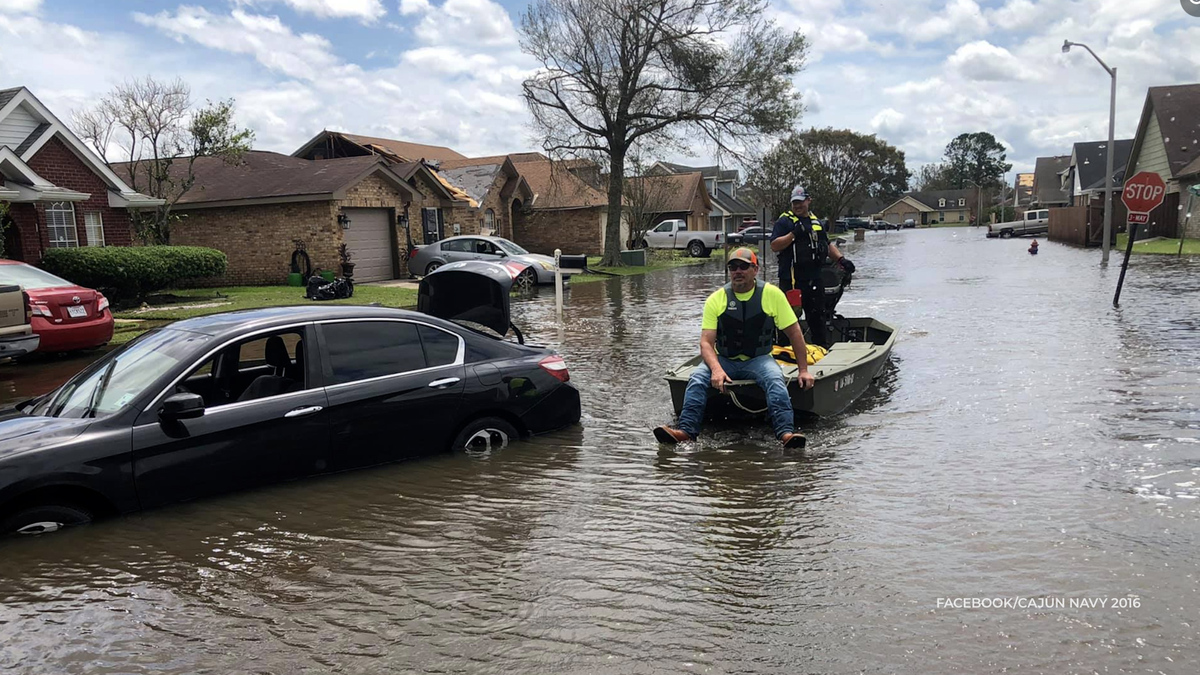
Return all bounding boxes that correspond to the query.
[728,247,758,266]
[790,185,809,202]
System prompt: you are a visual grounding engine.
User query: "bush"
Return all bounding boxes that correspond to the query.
[40,246,227,299]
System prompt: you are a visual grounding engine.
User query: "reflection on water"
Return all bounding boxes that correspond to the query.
[2,230,1199,673]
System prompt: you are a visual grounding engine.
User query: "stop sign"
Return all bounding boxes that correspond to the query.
[1121,171,1167,214]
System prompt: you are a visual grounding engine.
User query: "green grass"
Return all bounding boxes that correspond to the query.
[111,284,419,342]
[1114,234,1200,255]
[572,251,709,284]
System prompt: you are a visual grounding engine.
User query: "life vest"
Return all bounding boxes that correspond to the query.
[716,280,776,359]
[780,210,829,279]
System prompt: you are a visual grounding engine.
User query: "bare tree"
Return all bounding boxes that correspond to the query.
[624,150,681,248]
[74,77,254,244]
[520,0,806,266]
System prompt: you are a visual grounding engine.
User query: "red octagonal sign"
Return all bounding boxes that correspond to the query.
[1121,171,1167,215]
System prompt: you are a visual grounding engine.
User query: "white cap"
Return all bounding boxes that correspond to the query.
[790,185,809,202]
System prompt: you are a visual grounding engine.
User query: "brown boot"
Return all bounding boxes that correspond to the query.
[779,432,806,450]
[654,426,694,444]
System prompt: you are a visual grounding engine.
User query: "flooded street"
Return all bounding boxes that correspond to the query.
[2,228,1199,674]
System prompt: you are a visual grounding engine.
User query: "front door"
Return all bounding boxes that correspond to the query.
[316,319,466,468]
[422,208,443,244]
[130,325,331,508]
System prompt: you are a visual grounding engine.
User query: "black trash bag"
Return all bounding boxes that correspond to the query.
[305,276,354,301]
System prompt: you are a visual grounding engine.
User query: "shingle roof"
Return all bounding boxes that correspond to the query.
[712,188,755,215]
[113,151,393,205]
[640,172,710,213]
[1146,84,1200,179]
[439,163,501,204]
[514,159,608,209]
[339,132,465,163]
[1033,155,1071,205]
[438,152,547,170]
[1072,139,1134,191]
[0,87,19,110]
[907,189,976,210]
[658,161,739,181]
[14,122,51,155]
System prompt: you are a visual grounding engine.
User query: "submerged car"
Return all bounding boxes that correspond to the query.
[408,235,576,286]
[0,259,114,352]
[0,262,581,537]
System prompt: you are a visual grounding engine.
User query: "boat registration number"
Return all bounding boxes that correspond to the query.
[833,372,855,392]
[67,306,88,318]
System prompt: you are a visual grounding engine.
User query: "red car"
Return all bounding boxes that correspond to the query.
[0,260,113,352]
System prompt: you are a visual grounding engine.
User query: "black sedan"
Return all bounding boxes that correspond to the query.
[0,264,580,536]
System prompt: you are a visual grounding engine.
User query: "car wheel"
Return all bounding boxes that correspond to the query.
[511,267,536,292]
[999,230,1012,239]
[687,240,706,257]
[1,503,93,536]
[425,261,444,275]
[453,416,518,453]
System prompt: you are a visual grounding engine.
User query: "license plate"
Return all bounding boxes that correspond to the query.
[66,305,88,318]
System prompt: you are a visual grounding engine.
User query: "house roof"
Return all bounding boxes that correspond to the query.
[654,161,739,181]
[1033,155,1071,205]
[640,172,712,213]
[907,188,976,210]
[439,163,502,204]
[514,159,608,210]
[0,87,20,111]
[114,151,414,208]
[712,187,755,216]
[438,152,548,170]
[1180,155,1200,178]
[336,132,465,163]
[1071,139,1135,191]
[1143,85,1200,179]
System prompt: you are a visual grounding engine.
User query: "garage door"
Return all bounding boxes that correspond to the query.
[342,208,394,282]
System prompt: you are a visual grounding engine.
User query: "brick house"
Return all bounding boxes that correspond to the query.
[509,157,618,255]
[648,161,748,230]
[638,171,713,232]
[113,151,465,285]
[1125,84,1200,239]
[0,86,161,261]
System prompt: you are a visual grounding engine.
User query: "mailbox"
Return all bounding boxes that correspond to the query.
[557,254,588,271]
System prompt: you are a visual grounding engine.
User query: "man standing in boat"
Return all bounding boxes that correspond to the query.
[654,248,815,449]
[770,185,854,348]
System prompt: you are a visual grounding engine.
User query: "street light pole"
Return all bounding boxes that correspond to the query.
[1063,40,1116,264]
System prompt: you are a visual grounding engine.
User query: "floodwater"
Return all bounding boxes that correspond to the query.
[2,228,1199,674]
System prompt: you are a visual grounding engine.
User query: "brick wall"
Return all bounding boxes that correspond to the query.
[519,207,603,255]
[13,135,135,260]
[173,201,340,286]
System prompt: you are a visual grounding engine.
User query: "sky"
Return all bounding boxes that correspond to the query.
[2,0,1198,180]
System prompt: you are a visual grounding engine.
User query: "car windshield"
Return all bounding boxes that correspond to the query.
[0,264,73,290]
[493,238,529,256]
[30,329,212,419]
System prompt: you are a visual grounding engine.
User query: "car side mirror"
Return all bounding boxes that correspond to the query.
[161,392,205,420]
[495,249,507,257]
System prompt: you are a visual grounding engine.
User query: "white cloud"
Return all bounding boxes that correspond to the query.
[947,41,1026,82]
[404,0,518,47]
[235,0,387,22]
[0,0,41,14]
[401,46,496,76]
[884,77,944,97]
[398,0,430,15]
[902,0,988,43]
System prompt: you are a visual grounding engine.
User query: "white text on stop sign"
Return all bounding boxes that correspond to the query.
[1125,183,1164,201]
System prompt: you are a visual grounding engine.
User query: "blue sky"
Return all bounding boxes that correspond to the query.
[2,0,1198,179]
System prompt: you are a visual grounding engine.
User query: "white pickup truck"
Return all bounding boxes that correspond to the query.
[644,219,724,257]
[987,209,1050,238]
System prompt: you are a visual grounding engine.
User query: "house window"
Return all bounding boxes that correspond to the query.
[958,198,965,207]
[938,198,946,207]
[709,215,722,231]
[46,202,79,248]
[958,212,965,221]
[484,209,495,234]
[938,212,945,222]
[84,212,104,246]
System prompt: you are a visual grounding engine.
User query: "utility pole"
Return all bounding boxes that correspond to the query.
[1063,40,1117,264]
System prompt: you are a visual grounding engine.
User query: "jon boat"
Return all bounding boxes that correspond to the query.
[664,265,896,420]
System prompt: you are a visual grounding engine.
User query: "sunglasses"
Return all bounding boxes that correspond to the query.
[727,261,753,271]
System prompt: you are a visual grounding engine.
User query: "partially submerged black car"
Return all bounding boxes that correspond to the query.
[0,261,581,536]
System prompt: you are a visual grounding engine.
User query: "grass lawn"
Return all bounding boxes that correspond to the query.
[572,251,709,284]
[111,284,419,343]
[1114,234,1200,255]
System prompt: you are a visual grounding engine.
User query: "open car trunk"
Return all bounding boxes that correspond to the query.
[417,260,528,339]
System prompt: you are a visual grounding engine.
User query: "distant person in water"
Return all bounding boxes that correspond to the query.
[1029,239,1039,255]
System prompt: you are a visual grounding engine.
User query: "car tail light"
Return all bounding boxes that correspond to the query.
[29,301,52,318]
[97,294,109,313]
[539,355,570,383]
[22,291,32,323]
[715,233,722,242]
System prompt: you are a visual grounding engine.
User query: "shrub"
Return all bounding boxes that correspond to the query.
[40,246,227,299]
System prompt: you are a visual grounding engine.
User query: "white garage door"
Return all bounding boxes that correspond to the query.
[342,208,393,282]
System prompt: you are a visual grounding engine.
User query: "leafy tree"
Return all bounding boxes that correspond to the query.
[746,128,909,221]
[942,132,1011,190]
[912,162,954,191]
[520,0,807,266]
[74,77,254,245]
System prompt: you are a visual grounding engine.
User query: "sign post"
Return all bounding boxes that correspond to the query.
[1113,171,1167,307]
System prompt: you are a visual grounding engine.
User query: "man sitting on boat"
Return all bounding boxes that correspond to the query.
[654,248,815,449]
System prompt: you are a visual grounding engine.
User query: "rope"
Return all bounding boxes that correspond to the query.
[726,388,768,414]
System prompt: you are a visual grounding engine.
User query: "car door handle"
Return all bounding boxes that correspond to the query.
[284,405,324,418]
[428,377,460,389]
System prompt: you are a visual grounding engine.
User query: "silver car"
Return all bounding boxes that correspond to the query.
[409,236,575,285]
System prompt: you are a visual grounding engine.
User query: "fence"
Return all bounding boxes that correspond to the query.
[1048,206,1088,246]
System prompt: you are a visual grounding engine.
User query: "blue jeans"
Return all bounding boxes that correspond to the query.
[677,354,795,439]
